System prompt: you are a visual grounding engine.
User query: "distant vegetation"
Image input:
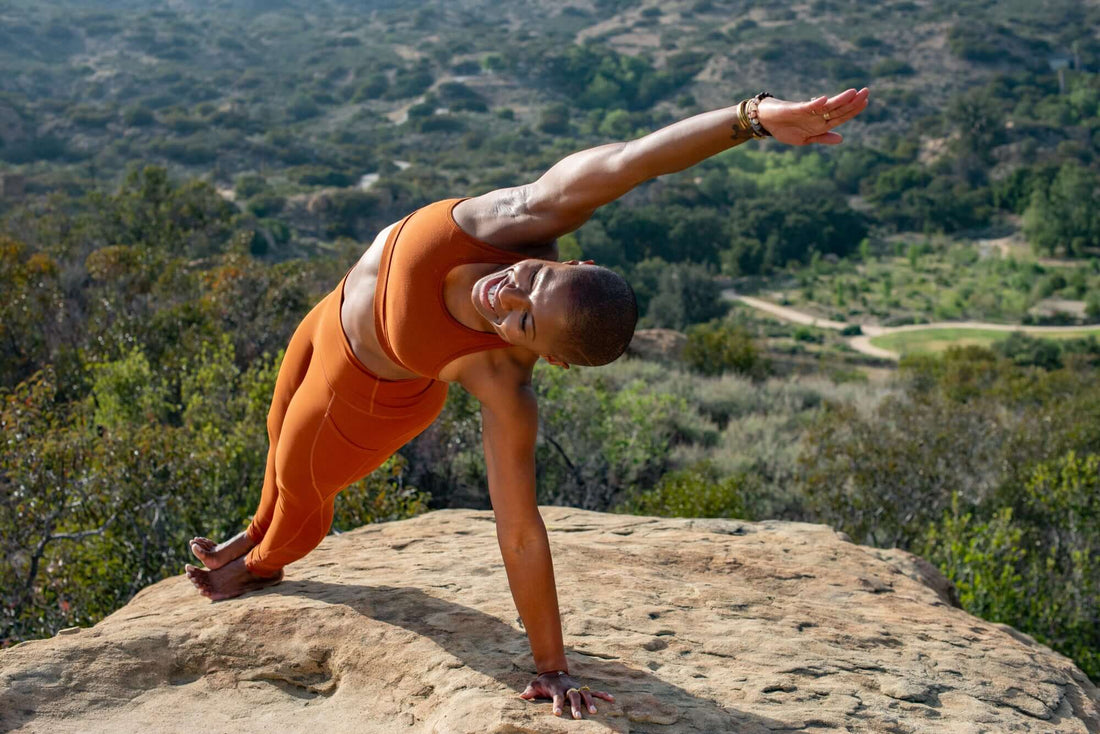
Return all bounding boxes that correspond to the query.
[1,0,1099,682]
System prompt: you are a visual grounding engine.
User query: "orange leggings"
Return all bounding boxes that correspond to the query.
[244,275,449,577]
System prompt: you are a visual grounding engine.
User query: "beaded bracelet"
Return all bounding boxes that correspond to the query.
[745,91,774,138]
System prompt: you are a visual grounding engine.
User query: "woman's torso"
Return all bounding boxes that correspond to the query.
[340,205,556,383]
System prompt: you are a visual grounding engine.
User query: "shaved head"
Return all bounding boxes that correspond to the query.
[553,266,638,366]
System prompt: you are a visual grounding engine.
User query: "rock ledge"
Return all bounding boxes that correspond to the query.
[2,508,1098,733]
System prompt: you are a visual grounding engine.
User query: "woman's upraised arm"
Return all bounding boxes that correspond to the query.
[453,88,870,248]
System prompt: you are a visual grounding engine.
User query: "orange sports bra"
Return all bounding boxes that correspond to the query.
[373,198,527,379]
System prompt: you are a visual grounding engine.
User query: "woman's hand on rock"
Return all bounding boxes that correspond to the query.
[757,87,870,146]
[520,671,614,719]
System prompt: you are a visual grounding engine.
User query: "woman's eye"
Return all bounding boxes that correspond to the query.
[521,313,528,332]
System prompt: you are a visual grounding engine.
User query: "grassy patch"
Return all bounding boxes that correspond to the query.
[756,241,1100,328]
[870,327,1100,355]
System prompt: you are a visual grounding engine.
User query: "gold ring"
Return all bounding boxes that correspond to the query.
[565,687,580,695]
[823,111,831,121]
[580,686,591,691]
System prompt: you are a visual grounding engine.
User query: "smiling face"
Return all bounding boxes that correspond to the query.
[470,258,577,360]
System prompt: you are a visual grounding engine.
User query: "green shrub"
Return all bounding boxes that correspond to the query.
[246,193,285,218]
[993,332,1063,370]
[234,173,267,199]
[922,499,1026,627]
[683,321,765,378]
[538,103,570,135]
[923,453,1100,680]
[1086,292,1100,323]
[871,58,915,77]
[618,465,748,518]
[122,106,155,127]
[793,326,824,343]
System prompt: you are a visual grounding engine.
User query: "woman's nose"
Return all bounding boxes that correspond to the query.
[498,279,531,310]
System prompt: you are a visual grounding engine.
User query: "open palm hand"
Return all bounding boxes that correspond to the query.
[520,671,614,719]
[757,87,870,145]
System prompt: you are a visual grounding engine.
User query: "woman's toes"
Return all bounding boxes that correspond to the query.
[190,538,216,553]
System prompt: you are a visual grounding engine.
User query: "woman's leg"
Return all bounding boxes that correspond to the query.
[246,302,322,545]
[189,300,323,571]
[186,276,448,599]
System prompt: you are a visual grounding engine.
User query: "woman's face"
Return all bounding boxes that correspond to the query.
[471,259,581,358]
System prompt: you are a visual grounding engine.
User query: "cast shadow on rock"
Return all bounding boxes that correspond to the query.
[271,580,792,733]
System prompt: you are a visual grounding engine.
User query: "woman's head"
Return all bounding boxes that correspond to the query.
[471,259,637,367]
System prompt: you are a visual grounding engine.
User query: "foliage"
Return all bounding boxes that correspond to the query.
[802,346,1097,547]
[683,320,766,378]
[1024,162,1100,257]
[924,452,1100,680]
[642,262,727,329]
[617,463,748,519]
[534,44,705,111]
[532,364,698,510]
[723,181,867,275]
[801,347,1100,678]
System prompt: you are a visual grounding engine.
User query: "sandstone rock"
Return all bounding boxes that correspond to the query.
[626,328,687,362]
[2,509,1097,733]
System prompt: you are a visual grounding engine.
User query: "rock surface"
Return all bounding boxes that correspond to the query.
[2,508,1098,734]
[626,328,687,362]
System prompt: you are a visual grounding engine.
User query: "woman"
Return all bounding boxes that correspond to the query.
[186,87,870,719]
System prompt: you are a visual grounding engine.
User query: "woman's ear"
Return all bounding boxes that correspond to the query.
[542,354,570,369]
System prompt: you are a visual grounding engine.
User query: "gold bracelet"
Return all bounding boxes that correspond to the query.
[731,100,754,143]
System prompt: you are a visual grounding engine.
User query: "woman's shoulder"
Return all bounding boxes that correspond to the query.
[438,344,539,393]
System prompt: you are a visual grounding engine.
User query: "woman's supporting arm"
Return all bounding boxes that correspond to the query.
[471,373,568,674]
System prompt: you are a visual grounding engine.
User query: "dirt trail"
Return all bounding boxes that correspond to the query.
[724,291,1100,361]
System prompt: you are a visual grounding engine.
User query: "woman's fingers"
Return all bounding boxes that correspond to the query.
[567,689,584,719]
[803,95,828,113]
[519,674,614,718]
[825,87,860,109]
[827,106,862,127]
[826,88,870,118]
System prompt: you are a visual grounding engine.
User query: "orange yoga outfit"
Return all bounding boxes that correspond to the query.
[244,199,526,576]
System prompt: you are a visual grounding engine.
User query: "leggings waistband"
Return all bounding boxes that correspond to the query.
[314,275,445,414]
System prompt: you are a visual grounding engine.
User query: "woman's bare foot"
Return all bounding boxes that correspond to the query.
[185,556,283,601]
[189,531,256,571]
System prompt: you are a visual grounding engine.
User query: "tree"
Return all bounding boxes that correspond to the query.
[644,263,727,329]
[947,91,1006,163]
[1024,161,1100,257]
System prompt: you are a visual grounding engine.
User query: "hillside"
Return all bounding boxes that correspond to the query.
[1,0,1095,192]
